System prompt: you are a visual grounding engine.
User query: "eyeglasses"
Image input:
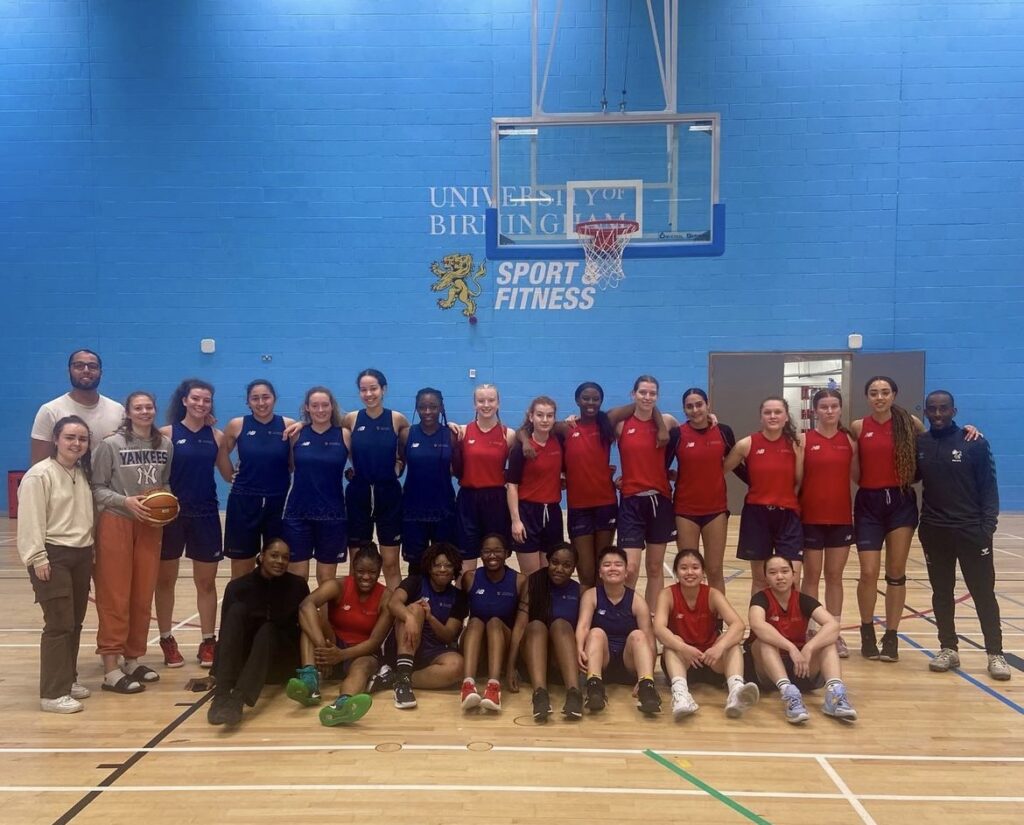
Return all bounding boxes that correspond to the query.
[70,362,101,371]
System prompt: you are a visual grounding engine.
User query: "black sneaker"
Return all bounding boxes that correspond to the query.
[584,676,606,713]
[562,687,583,720]
[860,623,880,660]
[879,630,899,663]
[636,678,662,715]
[532,687,552,723]
[207,692,243,726]
[393,678,417,709]
[367,665,396,694]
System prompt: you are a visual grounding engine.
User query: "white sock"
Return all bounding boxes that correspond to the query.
[671,676,689,692]
[105,669,125,685]
[122,658,138,674]
[160,632,172,640]
[726,675,744,692]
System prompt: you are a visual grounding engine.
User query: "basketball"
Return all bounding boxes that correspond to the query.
[140,490,180,525]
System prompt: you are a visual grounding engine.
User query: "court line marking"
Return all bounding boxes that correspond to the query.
[0,782,1021,804]
[645,748,772,824]
[897,632,1024,715]
[816,756,877,825]
[2,743,1023,762]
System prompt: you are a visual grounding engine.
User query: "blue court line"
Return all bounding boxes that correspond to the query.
[897,632,1024,716]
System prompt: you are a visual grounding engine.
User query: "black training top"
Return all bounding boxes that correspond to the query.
[916,423,999,534]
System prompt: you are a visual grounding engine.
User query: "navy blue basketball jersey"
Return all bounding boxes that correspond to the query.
[284,425,348,520]
[351,409,399,484]
[593,585,638,648]
[168,421,218,516]
[403,423,455,520]
[468,566,518,625]
[232,414,290,497]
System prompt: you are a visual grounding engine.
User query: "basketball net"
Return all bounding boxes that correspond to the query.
[575,219,639,289]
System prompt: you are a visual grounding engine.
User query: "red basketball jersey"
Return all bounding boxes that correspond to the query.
[745,432,799,511]
[460,421,509,489]
[800,429,853,524]
[762,587,809,649]
[618,415,671,498]
[673,422,729,515]
[667,583,721,651]
[329,576,385,646]
[857,416,900,489]
[516,435,563,504]
[563,420,616,509]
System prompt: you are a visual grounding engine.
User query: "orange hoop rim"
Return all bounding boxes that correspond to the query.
[575,219,640,238]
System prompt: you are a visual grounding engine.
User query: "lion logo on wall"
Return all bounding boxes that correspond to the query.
[430,253,485,317]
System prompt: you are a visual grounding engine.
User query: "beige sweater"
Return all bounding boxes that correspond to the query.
[16,459,94,569]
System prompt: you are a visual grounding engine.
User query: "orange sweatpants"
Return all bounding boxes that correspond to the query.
[94,511,162,659]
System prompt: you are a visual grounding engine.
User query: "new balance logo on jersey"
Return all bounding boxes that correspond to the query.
[951,449,963,463]
[246,430,256,436]
[597,609,607,616]
[357,426,366,432]
[475,589,486,595]
[810,444,821,451]
[685,442,696,448]
[411,442,420,448]
[300,441,311,447]
[769,615,780,623]
[468,439,476,445]
[176,439,188,445]
[572,431,581,438]
[755,448,765,455]
[342,604,352,611]
[865,432,875,438]
[626,428,636,435]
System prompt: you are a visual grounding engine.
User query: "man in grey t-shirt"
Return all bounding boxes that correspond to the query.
[30,349,124,464]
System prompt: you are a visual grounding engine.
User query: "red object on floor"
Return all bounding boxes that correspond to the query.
[7,470,26,519]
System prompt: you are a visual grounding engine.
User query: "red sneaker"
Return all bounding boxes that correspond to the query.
[481,680,502,712]
[460,680,482,711]
[160,635,185,668]
[197,638,216,668]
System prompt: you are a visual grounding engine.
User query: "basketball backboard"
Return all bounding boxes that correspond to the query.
[486,113,724,260]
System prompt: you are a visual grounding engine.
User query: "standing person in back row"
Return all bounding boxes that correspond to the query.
[916,391,1010,682]
[344,369,409,590]
[30,350,124,464]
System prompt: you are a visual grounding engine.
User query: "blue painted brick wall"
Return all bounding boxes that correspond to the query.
[2,0,1023,508]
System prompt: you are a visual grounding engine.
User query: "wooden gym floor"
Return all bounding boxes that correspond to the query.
[0,515,1021,825]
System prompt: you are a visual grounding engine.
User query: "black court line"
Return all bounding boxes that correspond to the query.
[878,587,1024,672]
[53,692,213,824]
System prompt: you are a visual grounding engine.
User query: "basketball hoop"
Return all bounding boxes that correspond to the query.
[575,219,639,289]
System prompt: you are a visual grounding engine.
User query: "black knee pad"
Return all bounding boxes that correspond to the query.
[885,574,907,587]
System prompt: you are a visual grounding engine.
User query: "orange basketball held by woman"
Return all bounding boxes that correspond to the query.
[140,490,180,525]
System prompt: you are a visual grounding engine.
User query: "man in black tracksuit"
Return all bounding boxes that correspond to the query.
[916,390,1009,681]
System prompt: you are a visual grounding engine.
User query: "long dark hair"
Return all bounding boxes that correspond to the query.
[864,375,917,487]
[52,415,92,479]
[575,381,615,446]
[527,542,577,624]
[119,391,162,449]
[166,378,215,425]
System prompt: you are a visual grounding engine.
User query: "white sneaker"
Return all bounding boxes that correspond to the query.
[725,682,760,718]
[988,654,1012,681]
[670,684,699,720]
[70,682,91,700]
[41,695,83,714]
